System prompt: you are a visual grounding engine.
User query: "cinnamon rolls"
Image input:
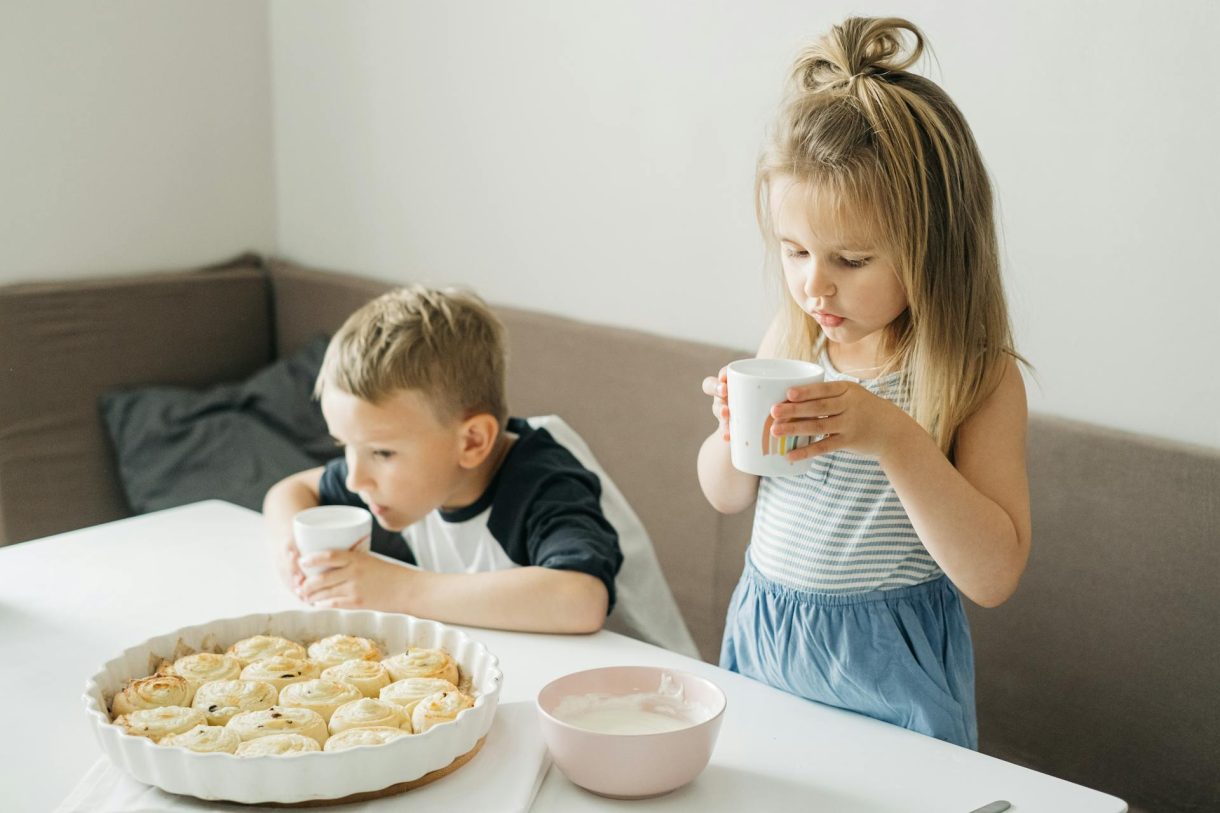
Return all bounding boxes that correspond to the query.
[107,632,478,755]
[382,647,460,685]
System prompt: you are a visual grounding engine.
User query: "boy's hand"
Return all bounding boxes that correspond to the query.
[297,549,407,611]
[770,380,917,461]
[701,367,731,441]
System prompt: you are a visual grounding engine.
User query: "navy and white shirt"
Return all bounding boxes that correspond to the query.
[318,417,623,611]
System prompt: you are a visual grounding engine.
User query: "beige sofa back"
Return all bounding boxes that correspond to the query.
[0,255,271,544]
[267,261,1220,811]
[969,417,1219,812]
[1,257,1216,811]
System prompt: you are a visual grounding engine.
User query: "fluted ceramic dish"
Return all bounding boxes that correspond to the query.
[83,609,502,804]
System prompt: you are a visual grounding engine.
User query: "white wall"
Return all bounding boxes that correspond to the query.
[270,1,1220,449]
[0,1,275,283]
[3,2,1214,448]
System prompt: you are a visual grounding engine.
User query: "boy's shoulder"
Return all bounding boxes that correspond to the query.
[474,416,608,526]
[492,416,600,493]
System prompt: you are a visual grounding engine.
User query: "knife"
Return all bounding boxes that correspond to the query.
[968,802,1012,813]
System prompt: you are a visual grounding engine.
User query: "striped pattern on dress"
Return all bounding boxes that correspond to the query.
[748,353,943,594]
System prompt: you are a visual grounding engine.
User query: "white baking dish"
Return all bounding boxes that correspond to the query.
[82,609,502,804]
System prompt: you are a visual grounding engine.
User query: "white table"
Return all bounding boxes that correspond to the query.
[0,501,1126,813]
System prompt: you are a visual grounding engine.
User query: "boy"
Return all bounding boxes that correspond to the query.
[262,285,621,633]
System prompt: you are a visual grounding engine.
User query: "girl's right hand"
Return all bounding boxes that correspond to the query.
[702,367,731,441]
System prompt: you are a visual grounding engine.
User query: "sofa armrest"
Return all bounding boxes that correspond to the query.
[0,254,272,545]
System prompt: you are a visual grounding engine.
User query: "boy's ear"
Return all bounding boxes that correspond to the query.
[456,413,501,469]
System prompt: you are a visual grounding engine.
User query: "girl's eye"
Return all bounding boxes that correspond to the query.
[784,247,809,259]
[840,256,870,268]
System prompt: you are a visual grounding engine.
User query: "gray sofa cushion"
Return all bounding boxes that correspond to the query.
[100,335,335,513]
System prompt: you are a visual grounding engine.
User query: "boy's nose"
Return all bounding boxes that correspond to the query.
[345,457,369,493]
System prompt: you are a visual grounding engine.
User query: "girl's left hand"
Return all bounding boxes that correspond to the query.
[297,549,409,610]
[771,381,916,461]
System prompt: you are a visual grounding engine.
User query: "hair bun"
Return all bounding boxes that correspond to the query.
[791,16,924,93]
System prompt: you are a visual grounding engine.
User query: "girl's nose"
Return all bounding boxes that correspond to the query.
[804,260,834,299]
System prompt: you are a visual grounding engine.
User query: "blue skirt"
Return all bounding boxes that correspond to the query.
[721,552,978,749]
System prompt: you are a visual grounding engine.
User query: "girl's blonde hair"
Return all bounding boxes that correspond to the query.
[316,285,508,428]
[759,16,1022,454]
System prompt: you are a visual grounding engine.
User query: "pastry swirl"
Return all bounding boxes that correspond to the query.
[328,698,410,735]
[382,648,459,685]
[160,724,241,754]
[114,705,208,741]
[239,656,319,692]
[226,635,307,667]
[111,674,194,717]
[307,634,383,669]
[320,659,391,698]
[226,705,329,748]
[324,726,410,751]
[379,677,458,717]
[235,732,321,756]
[191,679,278,725]
[278,679,361,723]
[411,689,474,734]
[164,653,242,691]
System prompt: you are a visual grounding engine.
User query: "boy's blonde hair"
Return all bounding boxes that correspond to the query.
[759,17,1023,455]
[315,285,508,428]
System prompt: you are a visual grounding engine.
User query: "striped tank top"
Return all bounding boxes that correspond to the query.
[748,350,943,594]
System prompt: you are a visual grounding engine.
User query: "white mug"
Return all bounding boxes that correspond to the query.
[726,358,825,477]
[293,505,373,575]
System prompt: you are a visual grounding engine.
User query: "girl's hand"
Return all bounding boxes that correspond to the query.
[770,381,917,461]
[701,367,731,441]
[274,539,304,593]
[297,549,408,611]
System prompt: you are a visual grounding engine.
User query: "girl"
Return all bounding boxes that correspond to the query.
[697,17,1031,749]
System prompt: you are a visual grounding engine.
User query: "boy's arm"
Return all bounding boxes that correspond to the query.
[403,567,610,632]
[262,467,325,591]
[296,555,609,633]
[301,459,619,633]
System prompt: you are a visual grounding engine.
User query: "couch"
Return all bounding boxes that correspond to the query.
[1,254,1215,812]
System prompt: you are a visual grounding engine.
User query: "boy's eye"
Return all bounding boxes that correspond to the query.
[372,450,396,460]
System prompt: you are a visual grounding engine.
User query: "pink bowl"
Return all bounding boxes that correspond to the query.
[536,665,726,799]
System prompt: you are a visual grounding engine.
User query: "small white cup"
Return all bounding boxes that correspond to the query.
[726,358,825,477]
[293,505,373,575]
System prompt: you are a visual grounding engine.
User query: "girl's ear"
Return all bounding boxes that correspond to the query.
[456,413,501,469]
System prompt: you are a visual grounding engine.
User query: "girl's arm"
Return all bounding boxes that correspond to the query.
[776,357,1030,607]
[297,553,609,633]
[697,419,759,514]
[879,359,1031,607]
[697,318,785,513]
